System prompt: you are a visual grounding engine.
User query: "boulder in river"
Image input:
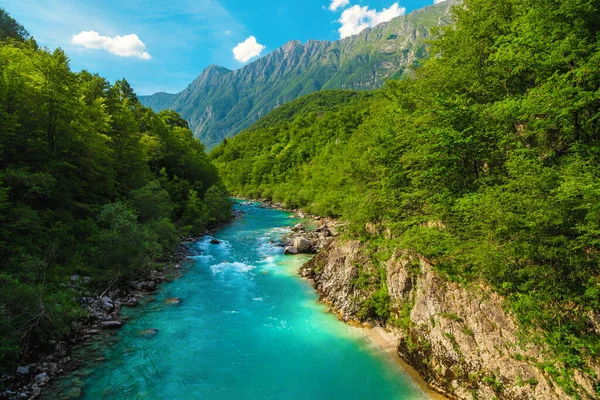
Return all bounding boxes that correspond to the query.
[210,239,220,244]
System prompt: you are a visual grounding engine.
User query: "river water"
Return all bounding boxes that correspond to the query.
[46,202,429,399]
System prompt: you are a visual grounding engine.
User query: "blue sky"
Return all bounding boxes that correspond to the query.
[3,0,438,95]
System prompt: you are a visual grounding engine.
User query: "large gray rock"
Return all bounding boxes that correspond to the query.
[102,296,114,312]
[293,236,313,253]
[283,246,298,255]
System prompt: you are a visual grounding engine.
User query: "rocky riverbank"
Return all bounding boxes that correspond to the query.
[297,238,600,400]
[235,197,341,255]
[0,219,244,400]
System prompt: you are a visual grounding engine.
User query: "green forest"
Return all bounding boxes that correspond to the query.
[0,10,231,373]
[211,0,600,393]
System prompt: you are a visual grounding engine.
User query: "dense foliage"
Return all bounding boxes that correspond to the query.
[0,10,231,373]
[212,0,600,392]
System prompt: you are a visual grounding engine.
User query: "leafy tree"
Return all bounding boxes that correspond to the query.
[0,8,29,41]
[129,181,173,223]
[0,8,232,373]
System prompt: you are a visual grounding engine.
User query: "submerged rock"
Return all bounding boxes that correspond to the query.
[165,297,181,305]
[210,239,220,244]
[138,329,159,338]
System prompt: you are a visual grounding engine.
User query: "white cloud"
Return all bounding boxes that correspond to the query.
[329,0,350,11]
[232,36,266,63]
[338,3,406,39]
[72,31,151,60]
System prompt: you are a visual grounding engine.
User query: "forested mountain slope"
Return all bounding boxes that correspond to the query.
[0,10,231,374]
[211,0,600,396]
[140,0,456,149]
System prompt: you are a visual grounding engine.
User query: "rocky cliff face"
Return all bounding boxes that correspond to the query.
[139,0,457,149]
[301,239,600,400]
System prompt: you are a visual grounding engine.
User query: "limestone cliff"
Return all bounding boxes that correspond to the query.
[301,239,600,399]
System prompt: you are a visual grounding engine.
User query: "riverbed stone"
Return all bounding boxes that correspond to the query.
[138,328,159,338]
[165,297,181,305]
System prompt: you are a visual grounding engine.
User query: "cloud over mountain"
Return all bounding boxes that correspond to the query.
[338,3,406,38]
[232,36,266,63]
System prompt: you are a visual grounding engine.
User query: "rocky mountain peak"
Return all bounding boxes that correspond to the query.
[139,0,456,149]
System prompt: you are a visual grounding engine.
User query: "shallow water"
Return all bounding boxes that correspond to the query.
[47,202,429,399]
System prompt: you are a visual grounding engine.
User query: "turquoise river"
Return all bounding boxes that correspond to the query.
[46,202,431,399]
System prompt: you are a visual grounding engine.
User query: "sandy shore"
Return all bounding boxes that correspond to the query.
[349,325,450,400]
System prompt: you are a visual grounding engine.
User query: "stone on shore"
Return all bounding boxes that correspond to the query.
[34,372,49,386]
[132,281,156,292]
[292,223,305,232]
[293,236,313,253]
[16,366,30,375]
[123,297,138,307]
[101,321,122,329]
[283,246,299,255]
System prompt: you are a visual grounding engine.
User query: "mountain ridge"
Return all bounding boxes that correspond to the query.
[140,0,457,148]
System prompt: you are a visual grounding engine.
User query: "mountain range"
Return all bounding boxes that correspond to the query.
[140,0,456,149]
